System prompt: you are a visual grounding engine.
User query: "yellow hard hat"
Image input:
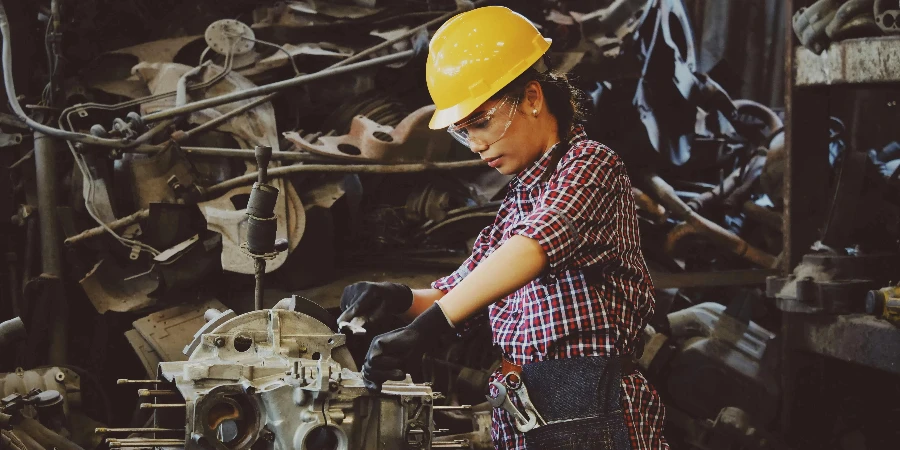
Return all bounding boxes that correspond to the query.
[426,6,552,130]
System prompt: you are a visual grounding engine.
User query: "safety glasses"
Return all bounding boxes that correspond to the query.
[447,96,520,149]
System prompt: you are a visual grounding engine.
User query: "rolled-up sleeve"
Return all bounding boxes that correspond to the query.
[508,147,622,277]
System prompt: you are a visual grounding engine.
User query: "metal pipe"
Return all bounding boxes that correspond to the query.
[137,389,179,397]
[205,159,484,197]
[34,132,66,365]
[173,95,274,142]
[254,259,264,311]
[133,144,343,163]
[63,209,150,246]
[642,174,778,268]
[35,134,61,275]
[142,50,414,123]
[139,403,186,409]
[95,428,183,434]
[117,379,167,384]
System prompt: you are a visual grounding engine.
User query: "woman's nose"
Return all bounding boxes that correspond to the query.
[470,141,489,153]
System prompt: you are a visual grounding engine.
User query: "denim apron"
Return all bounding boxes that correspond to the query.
[520,356,632,449]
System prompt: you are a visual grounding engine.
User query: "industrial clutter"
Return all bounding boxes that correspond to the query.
[0,0,899,449]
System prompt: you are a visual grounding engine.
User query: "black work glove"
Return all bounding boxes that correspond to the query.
[336,282,413,328]
[362,303,454,391]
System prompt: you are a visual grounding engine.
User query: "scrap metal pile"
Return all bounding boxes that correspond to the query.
[1,0,899,449]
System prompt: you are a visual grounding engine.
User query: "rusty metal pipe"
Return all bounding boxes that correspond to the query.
[204,159,485,197]
[63,209,149,246]
[642,174,777,268]
[631,187,667,223]
[132,144,331,163]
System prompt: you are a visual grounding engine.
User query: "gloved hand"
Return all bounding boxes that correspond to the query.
[362,303,454,391]
[336,282,413,329]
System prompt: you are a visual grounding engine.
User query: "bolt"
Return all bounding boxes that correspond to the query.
[214,337,226,348]
[329,381,339,391]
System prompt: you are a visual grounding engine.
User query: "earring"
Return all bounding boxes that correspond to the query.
[532,109,538,117]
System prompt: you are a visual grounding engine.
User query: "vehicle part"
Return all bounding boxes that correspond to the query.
[639,302,779,423]
[129,299,231,365]
[243,145,290,310]
[641,174,778,267]
[874,0,900,33]
[135,301,439,450]
[0,367,81,419]
[284,105,452,163]
[792,0,842,55]
[767,253,900,314]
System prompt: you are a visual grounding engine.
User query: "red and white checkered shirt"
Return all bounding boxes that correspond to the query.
[432,127,669,449]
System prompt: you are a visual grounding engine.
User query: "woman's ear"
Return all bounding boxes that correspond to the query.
[523,80,543,114]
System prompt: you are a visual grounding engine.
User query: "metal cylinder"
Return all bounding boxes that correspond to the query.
[247,183,278,219]
[246,216,277,255]
[34,133,61,276]
[34,132,66,366]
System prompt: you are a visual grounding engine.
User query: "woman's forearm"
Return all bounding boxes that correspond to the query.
[438,235,548,324]
[402,288,447,321]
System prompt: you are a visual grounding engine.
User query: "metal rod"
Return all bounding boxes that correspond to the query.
[64,209,150,246]
[254,259,264,311]
[96,428,183,434]
[137,389,179,397]
[142,50,414,123]
[139,403,186,409]
[117,379,166,385]
[174,95,275,142]
[205,159,485,197]
[432,405,473,411]
[108,440,184,448]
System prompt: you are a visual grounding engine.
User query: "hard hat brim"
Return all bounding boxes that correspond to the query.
[428,37,553,130]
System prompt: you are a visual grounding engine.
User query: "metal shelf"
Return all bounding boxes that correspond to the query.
[795,36,900,87]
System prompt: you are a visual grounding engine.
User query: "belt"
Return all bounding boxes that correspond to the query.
[501,355,637,377]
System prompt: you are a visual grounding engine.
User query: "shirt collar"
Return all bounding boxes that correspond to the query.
[513,125,588,189]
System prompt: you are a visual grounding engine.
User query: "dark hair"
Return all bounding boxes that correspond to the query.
[492,62,588,142]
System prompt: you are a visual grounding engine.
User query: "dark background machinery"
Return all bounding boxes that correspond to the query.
[0,1,899,450]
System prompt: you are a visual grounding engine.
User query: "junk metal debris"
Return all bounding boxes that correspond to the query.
[1,0,899,449]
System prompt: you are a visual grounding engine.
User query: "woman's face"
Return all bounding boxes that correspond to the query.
[450,84,556,175]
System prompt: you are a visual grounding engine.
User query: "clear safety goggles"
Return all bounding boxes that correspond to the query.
[447,96,520,149]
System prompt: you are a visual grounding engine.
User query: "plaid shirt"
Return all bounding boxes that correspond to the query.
[432,127,669,449]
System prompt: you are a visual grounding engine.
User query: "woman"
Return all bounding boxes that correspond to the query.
[337,6,668,450]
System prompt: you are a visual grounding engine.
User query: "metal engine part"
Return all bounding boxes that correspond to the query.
[152,302,438,450]
[639,302,780,424]
[0,367,82,417]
